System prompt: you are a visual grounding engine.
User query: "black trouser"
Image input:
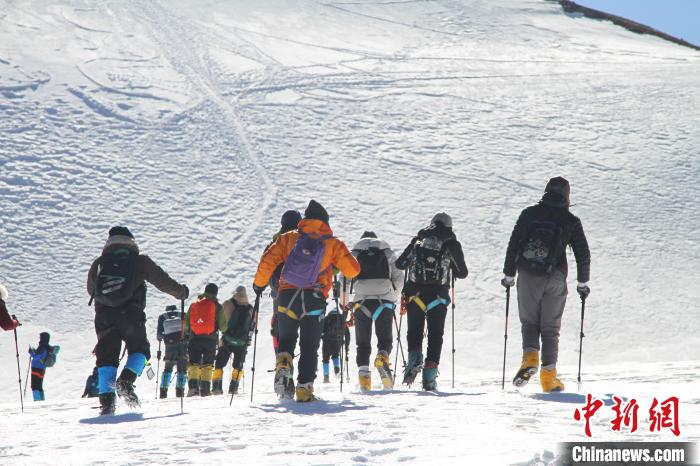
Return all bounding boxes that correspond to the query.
[276,288,326,385]
[354,300,394,367]
[406,289,449,365]
[94,309,150,368]
[31,368,45,391]
[214,344,247,370]
[163,341,187,374]
[188,335,217,365]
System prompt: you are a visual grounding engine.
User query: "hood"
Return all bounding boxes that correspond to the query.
[352,237,391,252]
[297,219,333,237]
[232,285,249,306]
[102,235,139,255]
[417,223,455,241]
[540,191,569,209]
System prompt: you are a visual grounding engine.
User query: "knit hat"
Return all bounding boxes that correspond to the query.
[544,176,571,205]
[361,231,377,239]
[233,286,249,306]
[108,226,134,238]
[204,283,219,297]
[39,332,50,345]
[0,283,8,301]
[280,210,302,231]
[431,212,453,228]
[304,200,329,224]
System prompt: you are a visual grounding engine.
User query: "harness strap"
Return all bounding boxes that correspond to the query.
[354,300,396,321]
[277,289,324,320]
[408,295,450,313]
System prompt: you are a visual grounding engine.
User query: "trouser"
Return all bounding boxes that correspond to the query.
[276,288,326,385]
[31,367,45,401]
[271,297,279,353]
[188,335,217,384]
[405,289,449,364]
[214,344,247,371]
[94,309,151,394]
[517,269,567,367]
[161,341,188,389]
[353,299,394,367]
[322,337,341,364]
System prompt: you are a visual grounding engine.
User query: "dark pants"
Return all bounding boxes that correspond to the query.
[188,335,217,365]
[215,344,247,370]
[94,309,150,368]
[406,290,448,365]
[31,367,45,391]
[271,297,279,353]
[354,300,394,367]
[277,289,326,385]
[163,341,187,374]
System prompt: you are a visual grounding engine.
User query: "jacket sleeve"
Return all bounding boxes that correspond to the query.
[448,240,469,280]
[184,304,192,334]
[0,299,15,331]
[386,248,405,292]
[332,240,360,280]
[141,255,186,300]
[217,302,228,334]
[254,235,290,288]
[87,258,99,297]
[569,217,591,283]
[395,238,417,270]
[156,314,165,341]
[503,210,526,277]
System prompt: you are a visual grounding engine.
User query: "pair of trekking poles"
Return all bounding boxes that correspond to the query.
[500,285,588,390]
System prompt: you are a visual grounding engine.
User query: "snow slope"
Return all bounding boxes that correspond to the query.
[1,0,699,464]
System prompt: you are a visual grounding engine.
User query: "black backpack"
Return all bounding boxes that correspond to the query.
[356,247,390,280]
[519,220,564,275]
[161,312,182,344]
[223,303,253,348]
[94,250,137,307]
[322,312,344,344]
[410,235,450,286]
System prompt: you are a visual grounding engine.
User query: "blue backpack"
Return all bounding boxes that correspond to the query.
[281,232,331,289]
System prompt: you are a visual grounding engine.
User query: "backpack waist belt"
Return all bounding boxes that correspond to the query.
[408,295,450,313]
[354,300,395,321]
[277,288,324,320]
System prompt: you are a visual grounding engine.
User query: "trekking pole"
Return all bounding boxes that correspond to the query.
[501,286,510,390]
[451,275,456,389]
[12,317,24,412]
[23,352,31,398]
[577,296,586,392]
[345,328,350,383]
[180,298,185,414]
[155,340,162,399]
[247,294,261,403]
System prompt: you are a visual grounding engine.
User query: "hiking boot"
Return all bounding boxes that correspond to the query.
[116,379,140,408]
[402,351,423,386]
[211,379,223,396]
[187,379,200,397]
[99,393,116,416]
[540,366,565,393]
[422,361,439,391]
[200,382,212,397]
[358,366,371,392]
[323,374,330,383]
[274,352,294,400]
[295,382,318,402]
[513,350,539,388]
[229,380,239,395]
[159,387,168,399]
[175,387,185,398]
[374,351,394,389]
[334,365,341,376]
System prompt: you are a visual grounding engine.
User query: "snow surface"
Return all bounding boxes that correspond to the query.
[1,0,699,464]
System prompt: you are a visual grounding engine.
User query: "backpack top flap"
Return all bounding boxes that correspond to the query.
[410,235,450,285]
[356,247,390,280]
[162,314,182,341]
[189,297,217,335]
[519,219,564,275]
[281,232,331,289]
[95,250,138,307]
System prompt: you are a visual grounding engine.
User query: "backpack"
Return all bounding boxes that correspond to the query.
[410,236,450,285]
[162,313,182,344]
[94,250,137,307]
[222,303,253,347]
[43,345,60,367]
[189,297,217,336]
[519,220,564,275]
[356,247,390,281]
[322,312,344,344]
[280,232,331,289]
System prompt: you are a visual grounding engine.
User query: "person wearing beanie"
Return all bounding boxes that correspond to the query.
[349,231,404,391]
[0,283,21,331]
[184,283,225,397]
[502,176,590,393]
[266,210,302,355]
[253,199,360,402]
[87,226,189,415]
[212,286,254,395]
[28,332,61,401]
[395,213,468,390]
[156,304,188,399]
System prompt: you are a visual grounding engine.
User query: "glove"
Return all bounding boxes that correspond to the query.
[577,283,590,299]
[400,294,407,315]
[253,283,266,297]
[501,276,515,288]
[179,284,189,300]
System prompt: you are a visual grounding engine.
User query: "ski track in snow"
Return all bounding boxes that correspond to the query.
[1,0,699,464]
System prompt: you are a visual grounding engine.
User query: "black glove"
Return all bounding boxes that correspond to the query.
[577,283,591,300]
[253,284,266,297]
[501,276,515,289]
[180,284,189,300]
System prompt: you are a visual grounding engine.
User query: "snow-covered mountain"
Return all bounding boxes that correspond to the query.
[1,1,698,464]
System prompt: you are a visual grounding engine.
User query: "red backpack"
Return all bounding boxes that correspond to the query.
[189,296,216,335]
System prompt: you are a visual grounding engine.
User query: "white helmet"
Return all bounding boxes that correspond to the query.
[0,283,8,301]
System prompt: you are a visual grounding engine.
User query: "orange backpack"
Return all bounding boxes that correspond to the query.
[189,296,217,335]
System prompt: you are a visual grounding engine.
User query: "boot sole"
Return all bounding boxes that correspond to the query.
[512,367,538,388]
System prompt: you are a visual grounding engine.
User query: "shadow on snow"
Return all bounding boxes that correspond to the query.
[79,412,186,424]
[530,392,616,406]
[254,399,369,415]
